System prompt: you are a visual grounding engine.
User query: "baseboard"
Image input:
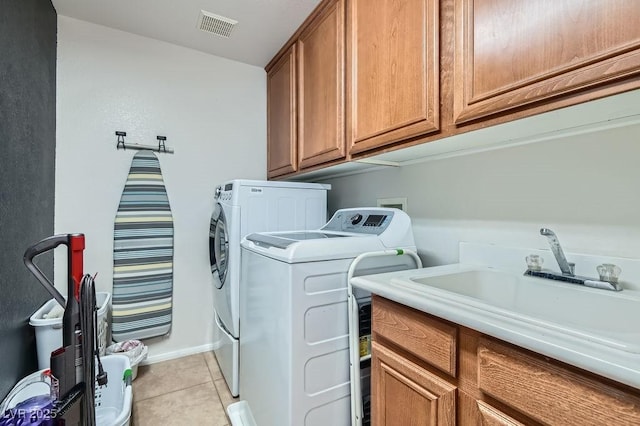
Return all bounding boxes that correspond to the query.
[140,343,216,365]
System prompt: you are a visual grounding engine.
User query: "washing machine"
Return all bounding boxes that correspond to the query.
[209,179,330,397]
[236,208,417,425]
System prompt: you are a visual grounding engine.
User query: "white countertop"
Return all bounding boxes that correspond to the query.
[351,262,640,390]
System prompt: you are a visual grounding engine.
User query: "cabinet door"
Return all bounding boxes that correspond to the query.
[372,341,456,426]
[454,0,640,124]
[348,0,439,155]
[459,391,526,426]
[267,45,297,178]
[297,0,346,169]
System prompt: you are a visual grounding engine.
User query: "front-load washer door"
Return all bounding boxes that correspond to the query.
[209,203,229,289]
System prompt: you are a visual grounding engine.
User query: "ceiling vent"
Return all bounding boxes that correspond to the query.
[197,10,238,38]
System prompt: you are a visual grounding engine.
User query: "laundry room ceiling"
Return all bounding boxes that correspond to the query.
[51,0,322,67]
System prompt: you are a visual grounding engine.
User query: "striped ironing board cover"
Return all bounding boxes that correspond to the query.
[112,151,173,341]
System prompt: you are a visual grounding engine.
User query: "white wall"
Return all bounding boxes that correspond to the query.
[324,117,640,269]
[55,16,266,360]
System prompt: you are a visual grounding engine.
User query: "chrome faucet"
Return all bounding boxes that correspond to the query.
[539,228,575,276]
[524,228,623,291]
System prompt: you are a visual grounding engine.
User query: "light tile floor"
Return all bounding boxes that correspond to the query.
[132,352,238,425]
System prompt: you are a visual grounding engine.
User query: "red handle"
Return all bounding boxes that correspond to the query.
[70,234,85,301]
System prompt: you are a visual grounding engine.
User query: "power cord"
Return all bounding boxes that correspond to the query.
[91,281,108,386]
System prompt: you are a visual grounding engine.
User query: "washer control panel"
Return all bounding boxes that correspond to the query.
[214,182,235,201]
[322,208,396,235]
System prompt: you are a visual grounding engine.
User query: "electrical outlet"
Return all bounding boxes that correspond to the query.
[377,197,407,211]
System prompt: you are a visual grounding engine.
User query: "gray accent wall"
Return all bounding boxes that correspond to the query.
[0,0,57,400]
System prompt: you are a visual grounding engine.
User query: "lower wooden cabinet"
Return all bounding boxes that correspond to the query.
[372,341,456,426]
[371,295,640,426]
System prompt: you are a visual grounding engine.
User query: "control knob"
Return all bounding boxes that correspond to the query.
[350,213,363,225]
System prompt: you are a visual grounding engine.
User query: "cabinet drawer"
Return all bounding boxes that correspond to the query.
[372,296,457,376]
[478,338,640,425]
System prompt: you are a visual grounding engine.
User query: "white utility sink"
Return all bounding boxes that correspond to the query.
[405,268,640,353]
[351,258,640,390]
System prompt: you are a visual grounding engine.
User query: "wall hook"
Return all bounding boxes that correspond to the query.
[116,131,127,149]
[157,136,167,153]
[115,131,174,154]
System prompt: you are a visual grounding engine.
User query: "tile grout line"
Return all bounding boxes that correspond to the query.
[133,375,212,403]
[205,353,234,424]
[204,353,221,383]
[133,354,213,403]
[134,380,214,404]
[213,383,230,424]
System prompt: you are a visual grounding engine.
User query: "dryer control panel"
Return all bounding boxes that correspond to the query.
[321,208,396,235]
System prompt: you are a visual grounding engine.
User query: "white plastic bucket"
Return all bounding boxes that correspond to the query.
[0,354,132,426]
[94,355,133,426]
[106,341,148,380]
[30,292,111,370]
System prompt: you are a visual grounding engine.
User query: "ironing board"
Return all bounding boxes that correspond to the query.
[112,151,173,341]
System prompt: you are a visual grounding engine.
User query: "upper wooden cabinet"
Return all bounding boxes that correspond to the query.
[453,0,640,124]
[266,0,640,178]
[347,0,440,154]
[267,45,297,179]
[266,0,345,177]
[297,0,346,169]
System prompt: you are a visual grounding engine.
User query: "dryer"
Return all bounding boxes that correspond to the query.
[236,208,417,426]
[209,179,330,397]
